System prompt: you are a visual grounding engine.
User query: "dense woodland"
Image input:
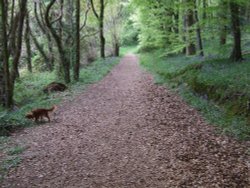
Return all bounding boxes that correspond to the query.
[0,0,250,137]
[0,0,124,108]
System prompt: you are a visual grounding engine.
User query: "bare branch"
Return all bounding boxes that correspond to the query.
[80,1,91,31]
[90,0,99,19]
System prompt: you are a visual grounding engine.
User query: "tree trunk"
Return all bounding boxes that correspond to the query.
[114,42,119,57]
[25,12,32,72]
[47,33,54,70]
[34,2,54,70]
[10,0,27,84]
[100,0,105,58]
[220,26,227,45]
[185,0,196,55]
[218,1,228,45]
[194,0,204,56]
[30,29,52,70]
[0,67,5,106]
[45,0,71,83]
[74,0,80,81]
[173,12,179,34]
[0,0,12,107]
[229,1,243,61]
[202,0,207,19]
[90,0,105,58]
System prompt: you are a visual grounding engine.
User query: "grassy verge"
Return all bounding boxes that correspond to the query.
[140,50,250,140]
[0,57,120,135]
[0,136,23,181]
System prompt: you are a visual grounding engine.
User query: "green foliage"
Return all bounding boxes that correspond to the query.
[7,146,25,156]
[31,55,47,72]
[128,0,250,57]
[121,19,139,46]
[0,156,22,181]
[120,46,138,56]
[140,51,250,140]
[0,137,24,182]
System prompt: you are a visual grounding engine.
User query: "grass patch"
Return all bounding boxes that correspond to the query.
[140,50,250,140]
[0,156,21,181]
[0,57,120,136]
[0,137,24,182]
[120,45,138,56]
[7,146,25,156]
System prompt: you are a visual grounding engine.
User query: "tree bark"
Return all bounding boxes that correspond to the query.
[218,1,228,45]
[173,12,179,34]
[25,12,32,72]
[114,42,119,57]
[74,0,80,81]
[194,0,204,56]
[100,0,105,58]
[90,0,106,58]
[34,2,54,70]
[10,0,27,83]
[229,1,243,61]
[220,26,227,45]
[45,0,71,83]
[185,0,196,55]
[202,0,207,19]
[30,29,53,71]
[0,0,12,107]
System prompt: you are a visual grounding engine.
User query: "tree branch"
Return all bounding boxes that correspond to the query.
[90,0,99,19]
[80,1,91,31]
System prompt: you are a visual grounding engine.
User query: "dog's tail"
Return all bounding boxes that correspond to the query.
[48,105,57,112]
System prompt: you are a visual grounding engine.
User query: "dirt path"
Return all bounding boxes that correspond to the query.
[2,54,250,187]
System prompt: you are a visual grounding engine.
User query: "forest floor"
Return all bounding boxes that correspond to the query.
[1,54,250,187]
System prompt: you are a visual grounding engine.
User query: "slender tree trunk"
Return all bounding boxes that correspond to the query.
[0,0,4,105]
[229,1,243,61]
[30,29,53,70]
[218,1,228,45]
[220,26,227,45]
[182,14,187,54]
[74,0,80,81]
[173,12,179,34]
[45,0,70,83]
[100,0,105,58]
[90,0,105,58]
[202,0,207,19]
[10,0,27,84]
[25,12,32,72]
[0,0,12,107]
[114,42,119,57]
[47,33,54,70]
[34,2,54,70]
[185,0,196,55]
[9,13,18,57]
[194,0,204,56]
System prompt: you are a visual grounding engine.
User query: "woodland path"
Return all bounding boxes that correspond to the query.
[2,54,250,187]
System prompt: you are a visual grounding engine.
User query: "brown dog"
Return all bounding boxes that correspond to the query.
[25,106,56,122]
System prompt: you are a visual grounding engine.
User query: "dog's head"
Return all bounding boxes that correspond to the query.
[25,113,34,119]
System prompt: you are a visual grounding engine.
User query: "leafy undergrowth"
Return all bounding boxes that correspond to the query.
[0,57,120,136]
[140,50,250,140]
